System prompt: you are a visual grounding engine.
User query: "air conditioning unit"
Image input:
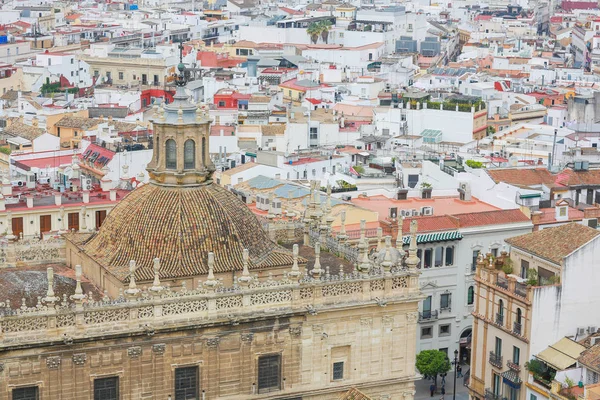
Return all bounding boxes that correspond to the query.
[341,194,352,201]
[460,182,468,190]
[81,178,92,191]
[592,337,600,346]
[271,198,282,214]
[401,209,411,217]
[421,206,434,216]
[256,194,270,211]
[589,326,598,334]
[412,209,420,216]
[578,327,586,336]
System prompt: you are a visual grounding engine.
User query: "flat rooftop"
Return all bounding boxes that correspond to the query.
[351,195,499,218]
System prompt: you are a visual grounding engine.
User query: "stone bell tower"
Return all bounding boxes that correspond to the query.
[146,42,215,186]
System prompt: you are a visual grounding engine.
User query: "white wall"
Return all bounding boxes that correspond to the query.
[530,235,600,356]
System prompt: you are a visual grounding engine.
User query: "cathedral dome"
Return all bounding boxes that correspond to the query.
[82,182,296,282]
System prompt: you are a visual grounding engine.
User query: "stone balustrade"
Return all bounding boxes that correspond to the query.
[0,262,419,347]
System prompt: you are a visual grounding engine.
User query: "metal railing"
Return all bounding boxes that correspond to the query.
[485,389,501,400]
[419,310,438,322]
[496,312,504,326]
[507,360,521,372]
[497,276,508,289]
[513,322,522,335]
[489,352,503,368]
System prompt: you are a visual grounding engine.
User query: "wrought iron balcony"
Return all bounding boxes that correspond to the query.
[485,389,501,400]
[513,322,522,335]
[496,276,508,289]
[507,360,521,372]
[419,310,438,322]
[496,312,504,326]
[489,351,503,368]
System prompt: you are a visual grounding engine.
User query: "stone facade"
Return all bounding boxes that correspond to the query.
[0,252,422,399]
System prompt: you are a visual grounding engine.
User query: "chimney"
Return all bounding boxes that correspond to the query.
[531,211,542,225]
[82,190,90,204]
[54,192,62,206]
[26,195,33,208]
[109,188,117,201]
[0,196,5,211]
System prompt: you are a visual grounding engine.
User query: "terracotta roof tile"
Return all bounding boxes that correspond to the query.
[80,183,300,282]
[506,223,600,264]
[486,168,557,187]
[454,209,530,227]
[579,343,600,373]
[3,121,45,140]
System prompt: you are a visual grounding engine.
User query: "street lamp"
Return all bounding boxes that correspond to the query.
[453,349,459,400]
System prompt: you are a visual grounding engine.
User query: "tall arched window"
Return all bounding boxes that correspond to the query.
[155,133,159,163]
[201,137,206,166]
[184,139,195,169]
[515,308,523,335]
[166,139,177,169]
[467,286,474,305]
[498,299,504,325]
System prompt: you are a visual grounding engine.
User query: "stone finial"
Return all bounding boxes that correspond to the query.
[326,183,332,212]
[204,252,219,290]
[396,216,404,250]
[357,233,372,276]
[311,241,324,278]
[125,260,140,298]
[289,244,301,281]
[196,106,203,122]
[376,227,383,251]
[359,219,366,241]
[71,265,86,303]
[177,107,184,122]
[381,236,393,274]
[405,220,420,270]
[150,258,163,293]
[238,249,253,287]
[43,267,59,306]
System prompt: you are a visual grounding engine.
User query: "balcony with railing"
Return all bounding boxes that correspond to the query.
[496,312,504,326]
[419,310,439,322]
[513,322,522,336]
[496,276,508,289]
[485,389,501,400]
[489,352,503,368]
[507,360,521,372]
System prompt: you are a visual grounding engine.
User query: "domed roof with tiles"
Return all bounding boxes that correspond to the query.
[79,45,296,283]
[82,183,296,282]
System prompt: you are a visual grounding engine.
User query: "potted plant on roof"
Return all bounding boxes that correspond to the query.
[421,182,432,199]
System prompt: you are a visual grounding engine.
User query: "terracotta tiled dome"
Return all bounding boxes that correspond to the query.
[82,183,296,282]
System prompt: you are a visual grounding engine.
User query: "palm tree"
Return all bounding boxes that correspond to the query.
[307,22,320,44]
[318,20,332,44]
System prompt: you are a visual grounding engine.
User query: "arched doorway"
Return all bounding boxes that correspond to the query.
[459,328,472,365]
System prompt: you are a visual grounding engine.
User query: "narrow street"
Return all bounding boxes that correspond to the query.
[415,368,471,400]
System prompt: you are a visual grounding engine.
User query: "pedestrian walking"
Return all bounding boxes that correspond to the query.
[430,383,435,397]
[440,386,446,400]
[457,365,463,378]
[441,373,446,385]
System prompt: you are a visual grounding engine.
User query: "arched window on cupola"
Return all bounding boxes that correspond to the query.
[184,139,195,169]
[166,139,177,169]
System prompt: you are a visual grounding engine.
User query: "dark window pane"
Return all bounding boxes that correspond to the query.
[166,139,177,169]
[258,355,281,393]
[333,361,344,380]
[175,366,198,400]
[184,140,195,169]
[94,377,118,400]
[13,387,38,400]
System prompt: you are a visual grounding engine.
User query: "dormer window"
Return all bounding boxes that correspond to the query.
[559,207,567,217]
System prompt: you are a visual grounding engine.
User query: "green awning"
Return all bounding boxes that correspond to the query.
[519,193,541,199]
[402,231,462,245]
[245,151,257,158]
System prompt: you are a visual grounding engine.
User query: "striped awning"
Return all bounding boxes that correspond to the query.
[402,231,463,245]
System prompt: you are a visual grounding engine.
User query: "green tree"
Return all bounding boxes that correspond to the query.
[306,22,320,44]
[318,20,332,43]
[415,350,451,386]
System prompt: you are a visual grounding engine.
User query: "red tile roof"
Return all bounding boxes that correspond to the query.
[279,6,304,15]
[486,168,560,187]
[453,209,530,227]
[506,223,600,264]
